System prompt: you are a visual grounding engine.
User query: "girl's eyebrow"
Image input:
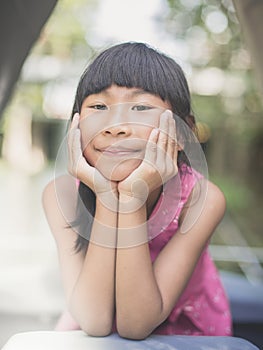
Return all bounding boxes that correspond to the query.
[130,90,155,98]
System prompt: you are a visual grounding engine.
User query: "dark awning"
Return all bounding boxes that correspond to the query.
[0,0,57,119]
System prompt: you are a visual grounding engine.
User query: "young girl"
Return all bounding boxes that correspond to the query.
[43,42,232,339]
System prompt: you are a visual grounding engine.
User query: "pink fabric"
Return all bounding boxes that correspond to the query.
[148,165,232,336]
[56,165,232,336]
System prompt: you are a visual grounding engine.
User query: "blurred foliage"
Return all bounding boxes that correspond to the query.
[211,174,254,211]
[165,0,262,126]
[164,0,263,247]
[33,0,94,58]
[164,0,263,184]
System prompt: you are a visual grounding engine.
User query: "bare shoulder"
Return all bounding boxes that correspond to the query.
[42,174,76,202]
[193,179,226,234]
[42,177,57,207]
[205,180,226,218]
[179,179,226,236]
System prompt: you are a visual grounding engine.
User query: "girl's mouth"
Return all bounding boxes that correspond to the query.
[99,147,141,158]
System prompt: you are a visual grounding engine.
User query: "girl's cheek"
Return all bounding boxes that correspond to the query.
[130,111,160,130]
[79,115,104,148]
[83,145,95,166]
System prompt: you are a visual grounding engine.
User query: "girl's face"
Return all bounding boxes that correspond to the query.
[79,84,171,181]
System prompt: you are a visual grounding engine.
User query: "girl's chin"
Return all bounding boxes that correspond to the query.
[99,161,141,182]
[100,168,133,182]
[104,173,129,182]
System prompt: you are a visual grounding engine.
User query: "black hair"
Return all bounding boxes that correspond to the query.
[70,42,196,253]
[71,42,191,119]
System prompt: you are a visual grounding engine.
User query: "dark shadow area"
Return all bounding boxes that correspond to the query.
[0,0,58,118]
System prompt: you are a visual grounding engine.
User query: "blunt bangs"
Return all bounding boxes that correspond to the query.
[73,42,191,118]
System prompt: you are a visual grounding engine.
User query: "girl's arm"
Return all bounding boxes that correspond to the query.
[42,114,118,336]
[115,181,225,340]
[69,194,117,336]
[42,177,117,336]
[115,111,226,339]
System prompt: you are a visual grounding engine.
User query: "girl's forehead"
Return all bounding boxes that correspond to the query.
[92,85,155,98]
[85,85,170,108]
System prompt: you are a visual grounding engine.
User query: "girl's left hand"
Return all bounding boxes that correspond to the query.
[118,110,178,206]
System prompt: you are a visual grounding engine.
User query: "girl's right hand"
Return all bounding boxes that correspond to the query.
[67,113,118,203]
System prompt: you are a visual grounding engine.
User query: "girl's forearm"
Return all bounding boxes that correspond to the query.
[115,194,164,339]
[69,197,117,336]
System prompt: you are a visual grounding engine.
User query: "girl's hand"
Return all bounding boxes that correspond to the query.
[67,113,118,203]
[118,110,178,207]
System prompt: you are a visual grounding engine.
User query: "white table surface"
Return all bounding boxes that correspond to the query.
[1,331,260,350]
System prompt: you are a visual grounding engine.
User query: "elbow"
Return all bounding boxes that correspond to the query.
[117,327,150,340]
[116,318,152,340]
[82,328,112,338]
[70,307,113,337]
[81,319,113,337]
[69,299,114,337]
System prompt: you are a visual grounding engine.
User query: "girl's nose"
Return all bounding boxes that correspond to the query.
[102,123,132,137]
[102,105,132,137]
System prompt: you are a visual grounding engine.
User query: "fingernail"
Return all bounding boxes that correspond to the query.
[162,110,172,118]
[72,114,80,124]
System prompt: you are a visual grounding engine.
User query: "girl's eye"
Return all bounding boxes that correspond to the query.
[132,105,154,111]
[89,104,108,110]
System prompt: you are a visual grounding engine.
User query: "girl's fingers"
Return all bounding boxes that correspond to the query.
[156,110,170,166]
[157,111,169,150]
[165,112,178,177]
[68,114,80,152]
[70,113,80,129]
[72,128,82,160]
[68,113,83,174]
[144,127,159,163]
[166,114,176,161]
[156,110,179,179]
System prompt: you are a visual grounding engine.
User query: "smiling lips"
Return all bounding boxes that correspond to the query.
[99,147,141,157]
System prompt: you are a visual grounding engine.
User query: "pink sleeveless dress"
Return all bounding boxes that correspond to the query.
[147,165,232,336]
[55,165,232,336]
